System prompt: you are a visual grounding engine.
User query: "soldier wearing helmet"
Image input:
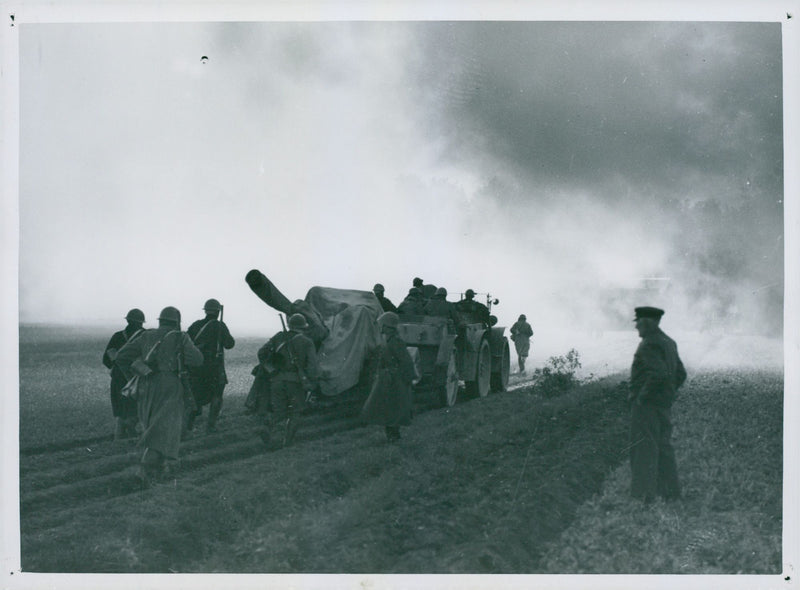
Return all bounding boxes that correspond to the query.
[256,312,319,448]
[360,311,416,443]
[115,306,203,486]
[186,298,236,435]
[102,309,147,439]
[397,287,427,316]
[423,287,460,327]
[372,283,397,313]
[510,314,534,374]
[454,288,491,326]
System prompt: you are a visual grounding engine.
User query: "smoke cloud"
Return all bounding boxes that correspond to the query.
[17,20,784,342]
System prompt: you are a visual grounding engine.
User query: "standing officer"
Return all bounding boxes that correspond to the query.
[360,312,416,443]
[628,306,687,504]
[102,309,146,439]
[259,313,319,448]
[186,298,235,434]
[115,306,203,486]
[510,314,534,374]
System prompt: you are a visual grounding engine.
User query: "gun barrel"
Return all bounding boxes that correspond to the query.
[245,269,294,315]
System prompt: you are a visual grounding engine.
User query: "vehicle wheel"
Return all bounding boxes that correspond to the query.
[465,339,491,398]
[438,351,459,407]
[491,340,510,392]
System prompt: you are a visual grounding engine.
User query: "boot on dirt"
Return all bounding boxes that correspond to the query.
[258,427,271,448]
[284,417,300,446]
[206,396,223,434]
[114,418,125,441]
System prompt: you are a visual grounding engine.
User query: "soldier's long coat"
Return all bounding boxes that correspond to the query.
[510,320,533,357]
[361,332,415,428]
[116,327,203,460]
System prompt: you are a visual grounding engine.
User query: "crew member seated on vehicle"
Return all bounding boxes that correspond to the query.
[373,283,397,313]
[454,289,491,327]
[423,287,459,329]
[397,287,427,316]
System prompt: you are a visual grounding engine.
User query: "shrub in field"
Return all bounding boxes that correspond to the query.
[533,349,582,398]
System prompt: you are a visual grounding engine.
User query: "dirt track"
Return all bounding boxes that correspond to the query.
[19,380,488,527]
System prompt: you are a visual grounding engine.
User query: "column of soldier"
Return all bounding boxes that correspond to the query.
[103,283,686,506]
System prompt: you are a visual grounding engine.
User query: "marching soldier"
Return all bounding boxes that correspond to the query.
[102,309,146,439]
[360,312,416,443]
[186,298,235,434]
[258,313,319,448]
[510,314,534,374]
[116,306,203,486]
[628,306,687,504]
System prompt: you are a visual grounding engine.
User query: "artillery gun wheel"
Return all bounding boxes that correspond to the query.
[438,351,459,407]
[466,339,492,398]
[491,340,510,392]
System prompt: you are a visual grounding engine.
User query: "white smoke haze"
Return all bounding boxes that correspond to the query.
[16,18,786,372]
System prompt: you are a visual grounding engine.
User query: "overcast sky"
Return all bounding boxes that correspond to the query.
[15,14,786,337]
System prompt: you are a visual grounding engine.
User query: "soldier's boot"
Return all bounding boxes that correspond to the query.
[138,448,164,487]
[114,418,125,441]
[258,426,271,448]
[519,357,526,374]
[284,417,299,447]
[206,396,223,434]
[121,416,138,439]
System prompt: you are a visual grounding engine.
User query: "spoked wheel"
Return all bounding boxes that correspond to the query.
[438,351,459,407]
[466,339,492,398]
[491,340,510,392]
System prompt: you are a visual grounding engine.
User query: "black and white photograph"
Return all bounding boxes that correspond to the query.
[1,1,797,588]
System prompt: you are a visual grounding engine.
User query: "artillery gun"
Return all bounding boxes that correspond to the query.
[245,269,382,399]
[245,270,510,407]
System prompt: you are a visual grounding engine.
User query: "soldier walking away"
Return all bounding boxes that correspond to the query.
[186,298,235,435]
[115,306,203,486]
[510,314,534,374]
[628,306,687,504]
[102,309,146,439]
[360,312,416,443]
[373,283,397,313]
[258,313,319,449]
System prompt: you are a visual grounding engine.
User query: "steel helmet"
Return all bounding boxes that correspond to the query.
[203,298,222,312]
[288,313,309,330]
[435,287,447,297]
[413,277,423,288]
[373,283,385,294]
[519,314,527,321]
[158,306,181,324]
[465,289,475,299]
[377,311,400,329]
[125,308,145,323]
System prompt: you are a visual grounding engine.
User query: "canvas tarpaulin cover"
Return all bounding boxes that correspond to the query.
[304,286,382,397]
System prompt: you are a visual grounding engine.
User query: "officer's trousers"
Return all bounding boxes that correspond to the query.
[629,402,680,501]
